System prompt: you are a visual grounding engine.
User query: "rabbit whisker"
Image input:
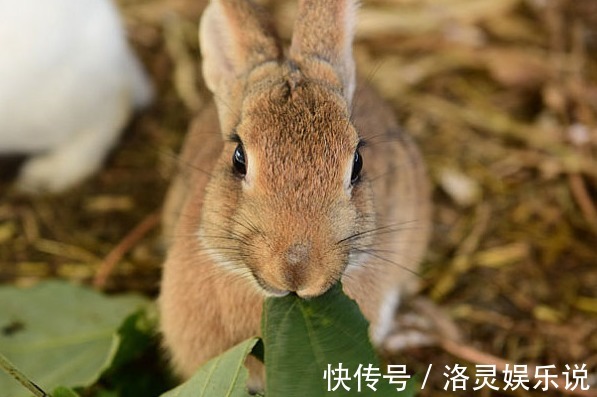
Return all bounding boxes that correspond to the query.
[350,247,423,279]
[337,220,421,245]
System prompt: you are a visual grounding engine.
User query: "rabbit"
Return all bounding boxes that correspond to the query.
[0,0,153,193]
[159,0,431,383]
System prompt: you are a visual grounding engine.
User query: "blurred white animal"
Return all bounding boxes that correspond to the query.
[0,0,153,193]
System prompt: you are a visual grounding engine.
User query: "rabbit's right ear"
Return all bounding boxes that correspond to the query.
[289,0,358,105]
[199,0,282,98]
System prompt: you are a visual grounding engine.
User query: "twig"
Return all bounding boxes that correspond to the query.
[0,352,49,397]
[163,13,203,113]
[568,173,597,232]
[93,211,161,290]
[431,203,491,300]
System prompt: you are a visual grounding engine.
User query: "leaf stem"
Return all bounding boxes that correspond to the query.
[0,351,49,397]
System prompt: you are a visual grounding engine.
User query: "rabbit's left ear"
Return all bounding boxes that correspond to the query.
[289,0,358,105]
[200,0,282,95]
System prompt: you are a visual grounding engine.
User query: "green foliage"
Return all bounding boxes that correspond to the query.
[262,283,413,396]
[0,281,148,396]
[159,338,258,397]
[52,387,80,397]
[99,308,174,396]
[168,283,415,396]
[0,281,415,397]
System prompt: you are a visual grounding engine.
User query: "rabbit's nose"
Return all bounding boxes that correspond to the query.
[283,242,311,290]
[285,243,310,266]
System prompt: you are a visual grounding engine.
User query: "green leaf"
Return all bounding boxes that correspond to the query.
[92,389,118,397]
[262,283,415,397]
[160,338,258,397]
[0,280,148,397]
[51,387,79,397]
[110,308,157,370]
[101,307,174,396]
[0,351,48,397]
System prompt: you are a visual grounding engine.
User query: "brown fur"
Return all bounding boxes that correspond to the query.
[159,0,430,379]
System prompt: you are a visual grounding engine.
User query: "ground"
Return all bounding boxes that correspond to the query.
[0,0,595,396]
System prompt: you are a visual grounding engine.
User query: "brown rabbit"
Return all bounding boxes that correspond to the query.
[159,0,431,381]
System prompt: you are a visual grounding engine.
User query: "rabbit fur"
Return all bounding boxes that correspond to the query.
[159,0,431,380]
[0,0,153,193]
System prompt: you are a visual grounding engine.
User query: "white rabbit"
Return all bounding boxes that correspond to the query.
[0,0,153,193]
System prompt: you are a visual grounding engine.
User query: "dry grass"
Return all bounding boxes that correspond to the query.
[0,0,596,395]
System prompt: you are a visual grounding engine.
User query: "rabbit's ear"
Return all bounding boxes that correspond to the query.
[289,0,358,104]
[200,0,282,95]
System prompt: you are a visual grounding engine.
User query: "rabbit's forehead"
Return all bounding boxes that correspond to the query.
[237,83,358,186]
[239,81,359,153]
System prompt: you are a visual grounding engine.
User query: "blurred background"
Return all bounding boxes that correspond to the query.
[0,0,596,395]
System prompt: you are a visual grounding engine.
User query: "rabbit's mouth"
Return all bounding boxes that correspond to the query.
[253,275,290,297]
[251,268,340,299]
[251,267,340,299]
[262,286,290,298]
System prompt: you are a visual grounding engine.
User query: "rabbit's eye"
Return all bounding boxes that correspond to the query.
[232,144,247,176]
[351,150,363,184]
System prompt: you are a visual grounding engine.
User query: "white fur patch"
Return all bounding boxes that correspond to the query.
[371,287,400,345]
[0,0,152,193]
